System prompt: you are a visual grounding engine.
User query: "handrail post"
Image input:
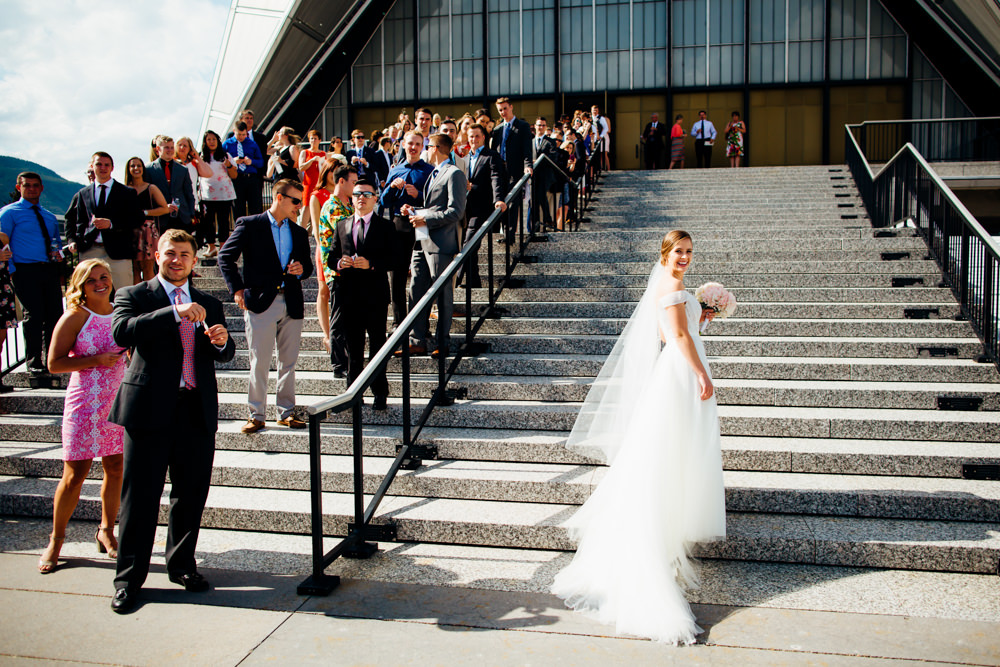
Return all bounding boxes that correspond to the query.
[295,411,341,595]
[343,399,376,559]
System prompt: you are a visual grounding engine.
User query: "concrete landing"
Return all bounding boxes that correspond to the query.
[2,518,998,666]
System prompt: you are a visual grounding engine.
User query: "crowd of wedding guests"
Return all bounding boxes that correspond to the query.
[0,95,608,613]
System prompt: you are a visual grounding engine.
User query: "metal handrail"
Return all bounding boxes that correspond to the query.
[845,122,1000,370]
[297,147,600,595]
[849,117,1000,164]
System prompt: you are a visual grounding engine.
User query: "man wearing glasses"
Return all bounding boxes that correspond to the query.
[328,180,396,410]
[346,130,374,181]
[218,179,314,434]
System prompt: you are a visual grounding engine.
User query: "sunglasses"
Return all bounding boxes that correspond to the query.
[282,194,302,205]
[351,191,376,199]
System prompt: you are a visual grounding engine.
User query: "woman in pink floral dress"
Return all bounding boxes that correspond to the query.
[38,259,127,573]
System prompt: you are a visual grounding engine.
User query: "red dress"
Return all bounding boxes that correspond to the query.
[300,149,327,206]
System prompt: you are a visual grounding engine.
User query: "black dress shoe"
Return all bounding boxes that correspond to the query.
[111,587,139,614]
[333,367,347,379]
[168,571,210,592]
[372,395,387,410]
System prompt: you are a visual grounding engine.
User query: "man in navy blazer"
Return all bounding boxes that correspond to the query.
[327,179,395,409]
[108,229,235,613]
[371,137,394,189]
[218,178,314,434]
[146,136,195,233]
[457,123,506,288]
[490,97,533,242]
[64,151,143,289]
[345,130,376,182]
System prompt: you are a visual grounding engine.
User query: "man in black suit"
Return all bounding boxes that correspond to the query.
[490,97,533,242]
[64,152,143,289]
[108,229,235,613]
[457,123,506,288]
[218,179,314,434]
[328,179,395,409]
[146,136,195,233]
[530,117,562,234]
[372,137,394,190]
[641,113,668,170]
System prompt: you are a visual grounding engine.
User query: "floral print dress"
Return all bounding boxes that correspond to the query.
[61,308,126,461]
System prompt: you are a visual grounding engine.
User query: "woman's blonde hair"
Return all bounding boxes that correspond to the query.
[176,136,196,162]
[65,259,113,310]
[659,230,692,265]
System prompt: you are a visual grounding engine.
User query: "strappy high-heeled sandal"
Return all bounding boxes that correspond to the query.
[95,526,118,559]
[38,534,65,574]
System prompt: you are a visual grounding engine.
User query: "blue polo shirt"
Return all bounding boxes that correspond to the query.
[378,159,434,217]
[0,198,62,273]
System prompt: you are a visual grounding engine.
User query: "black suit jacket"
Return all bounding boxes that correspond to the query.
[217,213,314,319]
[64,181,143,259]
[371,149,392,187]
[146,159,195,230]
[108,278,235,432]
[490,117,534,180]
[465,148,507,224]
[642,122,668,152]
[531,135,563,193]
[327,214,395,308]
[345,145,376,180]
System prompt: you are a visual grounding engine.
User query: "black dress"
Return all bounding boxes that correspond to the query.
[276,146,299,182]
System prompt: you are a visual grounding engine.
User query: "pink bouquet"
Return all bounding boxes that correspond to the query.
[695,282,737,333]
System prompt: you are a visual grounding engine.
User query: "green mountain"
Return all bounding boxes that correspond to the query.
[0,155,87,215]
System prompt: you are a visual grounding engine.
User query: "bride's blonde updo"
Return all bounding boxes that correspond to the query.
[659,230,692,265]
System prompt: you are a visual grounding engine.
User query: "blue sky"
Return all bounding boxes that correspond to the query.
[0,0,231,185]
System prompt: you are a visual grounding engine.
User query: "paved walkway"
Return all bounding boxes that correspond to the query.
[2,547,999,666]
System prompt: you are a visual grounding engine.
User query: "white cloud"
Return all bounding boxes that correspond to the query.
[0,0,231,185]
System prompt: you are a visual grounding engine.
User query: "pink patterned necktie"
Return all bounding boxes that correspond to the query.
[173,288,197,389]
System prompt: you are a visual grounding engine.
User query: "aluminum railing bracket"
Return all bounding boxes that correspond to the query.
[296,573,341,596]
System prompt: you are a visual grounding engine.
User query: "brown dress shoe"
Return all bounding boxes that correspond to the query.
[393,344,427,358]
[241,418,265,434]
[276,416,307,429]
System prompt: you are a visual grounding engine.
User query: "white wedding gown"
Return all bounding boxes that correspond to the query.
[551,276,726,645]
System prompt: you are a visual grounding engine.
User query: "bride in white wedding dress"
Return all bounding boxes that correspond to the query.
[551,230,726,645]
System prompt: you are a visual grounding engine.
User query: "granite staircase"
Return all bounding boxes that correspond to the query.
[2,165,999,581]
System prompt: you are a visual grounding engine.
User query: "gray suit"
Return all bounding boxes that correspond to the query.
[409,162,467,352]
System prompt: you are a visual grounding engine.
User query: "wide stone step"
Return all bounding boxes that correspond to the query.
[6,443,997,521]
[438,317,976,339]
[4,416,996,479]
[2,477,996,574]
[517,273,941,289]
[218,300,963,321]
[9,391,1000,441]
[465,333,985,358]
[510,259,939,275]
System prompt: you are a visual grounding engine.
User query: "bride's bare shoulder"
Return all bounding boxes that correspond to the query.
[655,273,685,299]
